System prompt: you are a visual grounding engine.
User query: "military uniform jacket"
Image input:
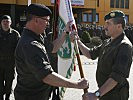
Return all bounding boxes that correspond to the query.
[89,33,132,91]
[0,28,20,60]
[43,32,58,72]
[15,28,53,100]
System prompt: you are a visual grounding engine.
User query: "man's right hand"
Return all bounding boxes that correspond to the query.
[77,78,89,89]
[69,31,79,43]
[64,21,73,32]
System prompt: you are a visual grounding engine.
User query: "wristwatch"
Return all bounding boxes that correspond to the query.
[95,90,101,98]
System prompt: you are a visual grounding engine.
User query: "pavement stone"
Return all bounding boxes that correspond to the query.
[63,56,133,100]
[10,55,133,100]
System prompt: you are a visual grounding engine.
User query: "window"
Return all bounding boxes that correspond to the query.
[96,14,99,22]
[125,15,129,23]
[83,13,88,22]
[82,13,99,23]
[120,0,125,8]
[97,0,99,7]
[125,0,129,8]
[110,0,115,8]
[88,14,92,22]
[110,0,129,9]
[116,0,120,8]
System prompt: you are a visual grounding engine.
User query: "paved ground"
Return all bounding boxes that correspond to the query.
[63,56,133,100]
[9,55,133,100]
[63,56,98,100]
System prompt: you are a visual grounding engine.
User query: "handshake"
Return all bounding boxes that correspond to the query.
[72,78,100,100]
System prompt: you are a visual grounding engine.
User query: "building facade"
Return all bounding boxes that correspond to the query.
[0,0,132,27]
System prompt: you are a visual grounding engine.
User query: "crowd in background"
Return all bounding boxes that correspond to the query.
[14,22,133,44]
[14,23,133,48]
[77,24,133,42]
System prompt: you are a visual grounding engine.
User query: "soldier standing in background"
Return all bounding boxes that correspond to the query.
[0,15,20,100]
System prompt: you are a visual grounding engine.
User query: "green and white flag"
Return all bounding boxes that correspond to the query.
[56,0,77,99]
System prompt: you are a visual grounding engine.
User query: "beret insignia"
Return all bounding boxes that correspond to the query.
[110,12,115,17]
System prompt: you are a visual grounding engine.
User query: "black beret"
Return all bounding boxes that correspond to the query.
[104,10,125,21]
[26,3,52,17]
[1,15,11,21]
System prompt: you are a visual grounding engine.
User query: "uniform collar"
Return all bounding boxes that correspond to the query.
[0,27,11,33]
[108,32,124,46]
[23,28,44,44]
[0,28,12,36]
[9,28,13,33]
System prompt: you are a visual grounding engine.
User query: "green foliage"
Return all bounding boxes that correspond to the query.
[81,31,91,43]
[80,31,102,49]
[90,36,102,46]
[85,36,102,48]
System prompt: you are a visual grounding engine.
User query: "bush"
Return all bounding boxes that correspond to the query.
[81,31,91,43]
[90,36,102,46]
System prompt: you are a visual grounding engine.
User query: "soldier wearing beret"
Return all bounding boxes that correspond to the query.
[14,3,89,100]
[70,10,132,100]
[0,15,20,100]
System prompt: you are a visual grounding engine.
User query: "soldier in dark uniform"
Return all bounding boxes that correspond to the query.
[0,15,20,100]
[70,10,132,100]
[43,31,59,100]
[14,4,89,100]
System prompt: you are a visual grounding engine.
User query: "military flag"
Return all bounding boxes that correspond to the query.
[54,0,77,99]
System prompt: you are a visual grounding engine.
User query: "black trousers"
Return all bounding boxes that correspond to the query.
[0,60,15,97]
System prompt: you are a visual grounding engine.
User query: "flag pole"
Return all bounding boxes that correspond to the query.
[53,0,56,40]
[74,37,88,93]
[53,0,59,40]
[66,0,88,93]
